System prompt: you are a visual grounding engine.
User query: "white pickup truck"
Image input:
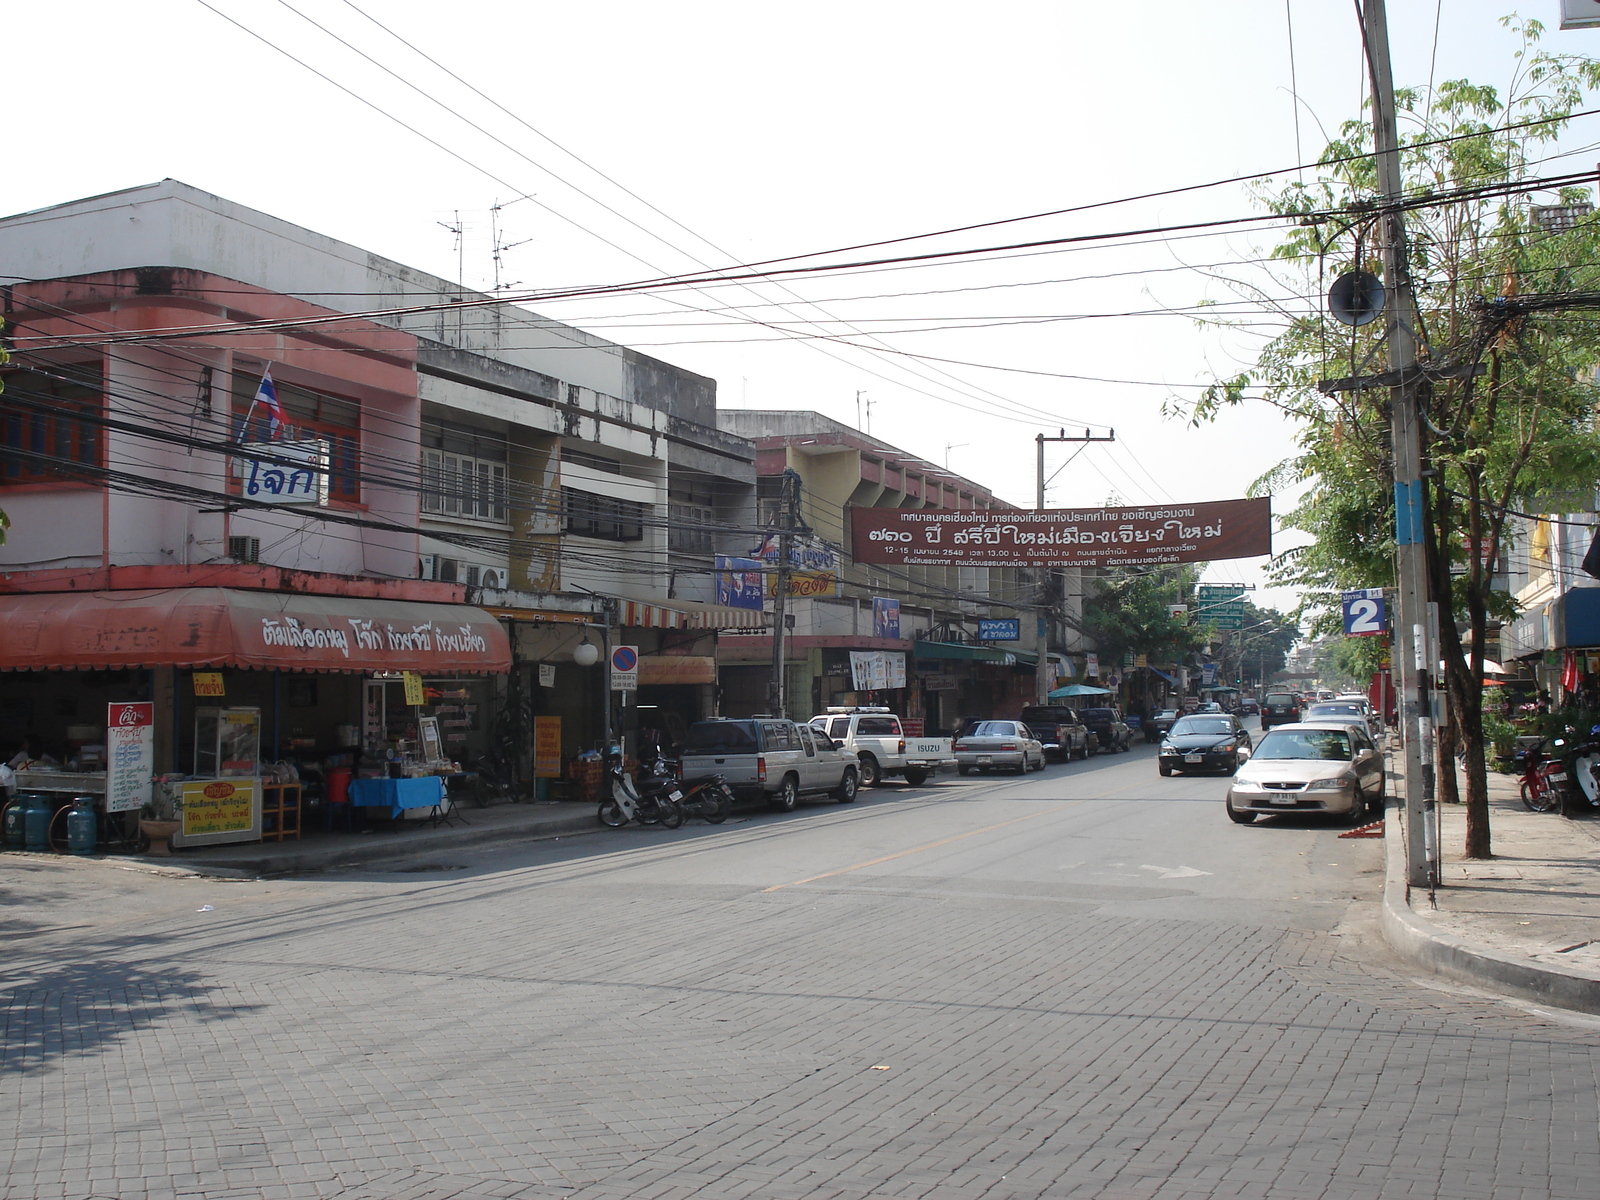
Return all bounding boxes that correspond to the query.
[808,707,956,787]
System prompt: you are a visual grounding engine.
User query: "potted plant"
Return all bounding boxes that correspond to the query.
[139,780,184,856]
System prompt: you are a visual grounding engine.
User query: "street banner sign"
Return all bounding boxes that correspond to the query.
[610,645,639,691]
[978,618,1020,641]
[1342,588,1388,637]
[849,497,1270,569]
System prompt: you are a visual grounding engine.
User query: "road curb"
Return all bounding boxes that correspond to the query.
[1379,797,1600,1015]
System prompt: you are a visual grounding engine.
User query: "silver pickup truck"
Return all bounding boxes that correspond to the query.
[808,707,956,787]
[679,718,859,811]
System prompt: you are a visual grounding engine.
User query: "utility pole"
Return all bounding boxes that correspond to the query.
[768,468,803,718]
[1033,428,1116,704]
[1363,0,1436,889]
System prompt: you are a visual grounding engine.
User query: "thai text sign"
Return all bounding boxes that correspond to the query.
[714,556,766,610]
[849,498,1271,569]
[534,716,562,778]
[850,650,906,691]
[234,441,325,504]
[105,702,154,814]
[182,779,257,837]
[978,619,1020,641]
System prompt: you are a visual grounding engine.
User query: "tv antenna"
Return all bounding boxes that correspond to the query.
[490,200,533,292]
[436,210,465,286]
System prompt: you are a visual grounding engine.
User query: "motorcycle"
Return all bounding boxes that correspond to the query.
[1513,737,1570,813]
[1559,725,1600,819]
[639,754,734,825]
[598,757,684,829]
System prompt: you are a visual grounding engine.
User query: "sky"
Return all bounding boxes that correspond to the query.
[6,1,1598,620]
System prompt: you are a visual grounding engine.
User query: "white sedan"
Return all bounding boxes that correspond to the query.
[955,721,1047,775]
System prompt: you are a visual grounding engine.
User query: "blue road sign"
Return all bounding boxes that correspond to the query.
[1341,588,1387,637]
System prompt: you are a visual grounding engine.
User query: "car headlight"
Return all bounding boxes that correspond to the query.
[1161,743,1176,754]
[1216,741,1236,753]
[1307,776,1354,791]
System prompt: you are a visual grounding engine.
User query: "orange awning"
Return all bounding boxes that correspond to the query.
[0,588,511,674]
[637,656,717,686]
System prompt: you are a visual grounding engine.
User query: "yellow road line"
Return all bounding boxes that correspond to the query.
[761,805,1071,892]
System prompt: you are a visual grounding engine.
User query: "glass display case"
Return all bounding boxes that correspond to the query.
[195,707,261,778]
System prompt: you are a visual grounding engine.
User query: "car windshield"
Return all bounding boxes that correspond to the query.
[965,722,1018,738]
[1254,729,1353,760]
[1171,717,1234,736]
[1265,694,1296,705]
[1080,709,1114,721]
[681,722,758,754]
[1307,704,1363,720]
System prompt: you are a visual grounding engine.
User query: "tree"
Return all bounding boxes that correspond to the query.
[1214,601,1300,691]
[1186,18,1600,857]
[1082,565,1209,672]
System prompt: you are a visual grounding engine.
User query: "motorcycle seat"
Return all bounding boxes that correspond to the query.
[677,774,723,788]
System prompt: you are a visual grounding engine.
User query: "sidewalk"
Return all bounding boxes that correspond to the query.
[40,799,607,878]
[1381,762,1600,1014]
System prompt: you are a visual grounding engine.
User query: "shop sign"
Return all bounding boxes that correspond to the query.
[610,645,639,691]
[539,662,557,688]
[182,779,256,837]
[1341,588,1388,637]
[850,497,1271,569]
[873,598,902,639]
[403,671,426,706]
[754,536,841,598]
[978,619,1020,641]
[534,716,562,778]
[767,570,839,599]
[233,440,325,504]
[902,718,925,736]
[192,672,225,697]
[850,650,906,691]
[921,673,959,691]
[105,702,154,814]
[714,556,766,611]
[1085,653,1100,678]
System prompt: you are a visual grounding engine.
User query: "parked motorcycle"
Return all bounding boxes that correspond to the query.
[1559,725,1600,818]
[599,758,684,829]
[639,754,733,824]
[1513,737,1570,813]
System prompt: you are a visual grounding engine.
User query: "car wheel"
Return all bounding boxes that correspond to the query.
[957,765,971,776]
[1226,798,1257,824]
[858,753,882,788]
[1011,760,1027,775]
[903,768,929,787]
[770,774,800,813]
[1347,788,1370,824]
[1033,754,1046,771]
[1158,762,1172,777]
[833,767,859,803]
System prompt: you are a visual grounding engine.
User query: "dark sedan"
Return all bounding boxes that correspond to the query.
[1158,714,1253,776]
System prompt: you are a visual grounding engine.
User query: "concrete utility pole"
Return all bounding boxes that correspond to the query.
[1363,0,1436,889]
[768,468,803,718]
[1034,428,1116,704]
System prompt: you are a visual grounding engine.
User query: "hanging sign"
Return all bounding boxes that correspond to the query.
[105,702,155,814]
[539,662,557,688]
[402,671,426,706]
[610,645,639,692]
[534,716,562,778]
[850,497,1271,569]
[1342,588,1388,637]
[978,618,1020,641]
[233,440,326,504]
[192,672,226,697]
[849,650,906,691]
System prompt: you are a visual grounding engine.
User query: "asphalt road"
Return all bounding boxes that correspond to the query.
[6,731,1600,1200]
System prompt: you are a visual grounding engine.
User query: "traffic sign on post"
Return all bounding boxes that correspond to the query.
[610,645,639,691]
[1342,589,1388,637]
[1197,585,1247,630]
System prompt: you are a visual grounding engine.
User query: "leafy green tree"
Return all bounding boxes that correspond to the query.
[1214,601,1300,690]
[1082,565,1209,670]
[1186,18,1600,857]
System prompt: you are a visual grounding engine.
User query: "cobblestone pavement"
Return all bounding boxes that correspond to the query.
[5,746,1599,1200]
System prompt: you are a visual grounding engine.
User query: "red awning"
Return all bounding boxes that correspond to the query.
[0,588,511,674]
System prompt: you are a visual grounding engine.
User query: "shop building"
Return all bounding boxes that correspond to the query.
[1502,500,1598,695]
[0,181,759,829]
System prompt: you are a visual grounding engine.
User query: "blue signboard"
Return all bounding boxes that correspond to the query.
[714,556,765,611]
[978,619,1021,641]
[1341,588,1387,637]
[872,597,901,639]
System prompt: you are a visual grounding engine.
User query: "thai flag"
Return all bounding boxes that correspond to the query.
[255,369,287,438]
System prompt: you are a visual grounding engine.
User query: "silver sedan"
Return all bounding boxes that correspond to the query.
[955,721,1046,775]
[1226,721,1387,824]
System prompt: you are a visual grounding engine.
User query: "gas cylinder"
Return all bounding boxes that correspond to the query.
[67,796,98,857]
[23,792,54,852]
[2,795,25,849]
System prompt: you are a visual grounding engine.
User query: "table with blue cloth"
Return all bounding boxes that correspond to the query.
[347,776,446,823]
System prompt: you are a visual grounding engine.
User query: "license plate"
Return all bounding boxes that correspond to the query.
[1269,793,1297,805]
[976,755,992,764]
[668,790,684,801]
[1549,772,1568,782]
[1185,753,1204,763]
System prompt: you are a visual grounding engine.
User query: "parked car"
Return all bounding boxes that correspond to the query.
[809,707,955,786]
[954,720,1046,775]
[1225,721,1386,824]
[679,718,859,811]
[1145,708,1180,743]
[1198,701,1223,713]
[1017,705,1094,761]
[1158,714,1253,776]
[1079,706,1133,753]
[1303,701,1382,741]
[1260,690,1302,729]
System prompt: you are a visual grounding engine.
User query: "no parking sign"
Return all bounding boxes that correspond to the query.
[610,645,639,691]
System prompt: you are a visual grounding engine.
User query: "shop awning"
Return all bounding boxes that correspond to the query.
[1148,667,1180,685]
[618,597,767,630]
[1049,683,1113,698]
[912,640,1034,665]
[0,587,512,674]
[637,655,717,686]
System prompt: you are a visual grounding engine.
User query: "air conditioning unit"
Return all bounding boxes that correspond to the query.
[227,536,260,564]
[478,568,506,590]
[420,554,436,579]
[465,564,480,587]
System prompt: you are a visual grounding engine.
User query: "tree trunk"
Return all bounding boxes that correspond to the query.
[1438,707,1460,805]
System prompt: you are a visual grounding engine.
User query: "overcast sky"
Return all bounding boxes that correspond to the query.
[7,1,1597,618]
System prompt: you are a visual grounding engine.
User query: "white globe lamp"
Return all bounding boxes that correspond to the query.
[572,637,600,667]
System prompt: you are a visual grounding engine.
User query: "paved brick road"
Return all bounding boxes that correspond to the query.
[5,750,1598,1199]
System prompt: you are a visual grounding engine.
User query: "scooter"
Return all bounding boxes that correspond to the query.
[1559,725,1600,818]
[598,758,684,829]
[640,754,733,825]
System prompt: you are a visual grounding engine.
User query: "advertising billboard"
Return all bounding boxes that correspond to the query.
[849,497,1270,569]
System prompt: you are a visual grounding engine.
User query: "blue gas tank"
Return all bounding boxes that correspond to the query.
[22,792,55,852]
[67,796,98,857]
[2,794,25,849]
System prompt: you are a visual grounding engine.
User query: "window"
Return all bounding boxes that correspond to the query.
[856,717,900,736]
[563,488,643,541]
[421,419,508,523]
[1,362,102,485]
[232,367,359,501]
[669,477,717,555]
